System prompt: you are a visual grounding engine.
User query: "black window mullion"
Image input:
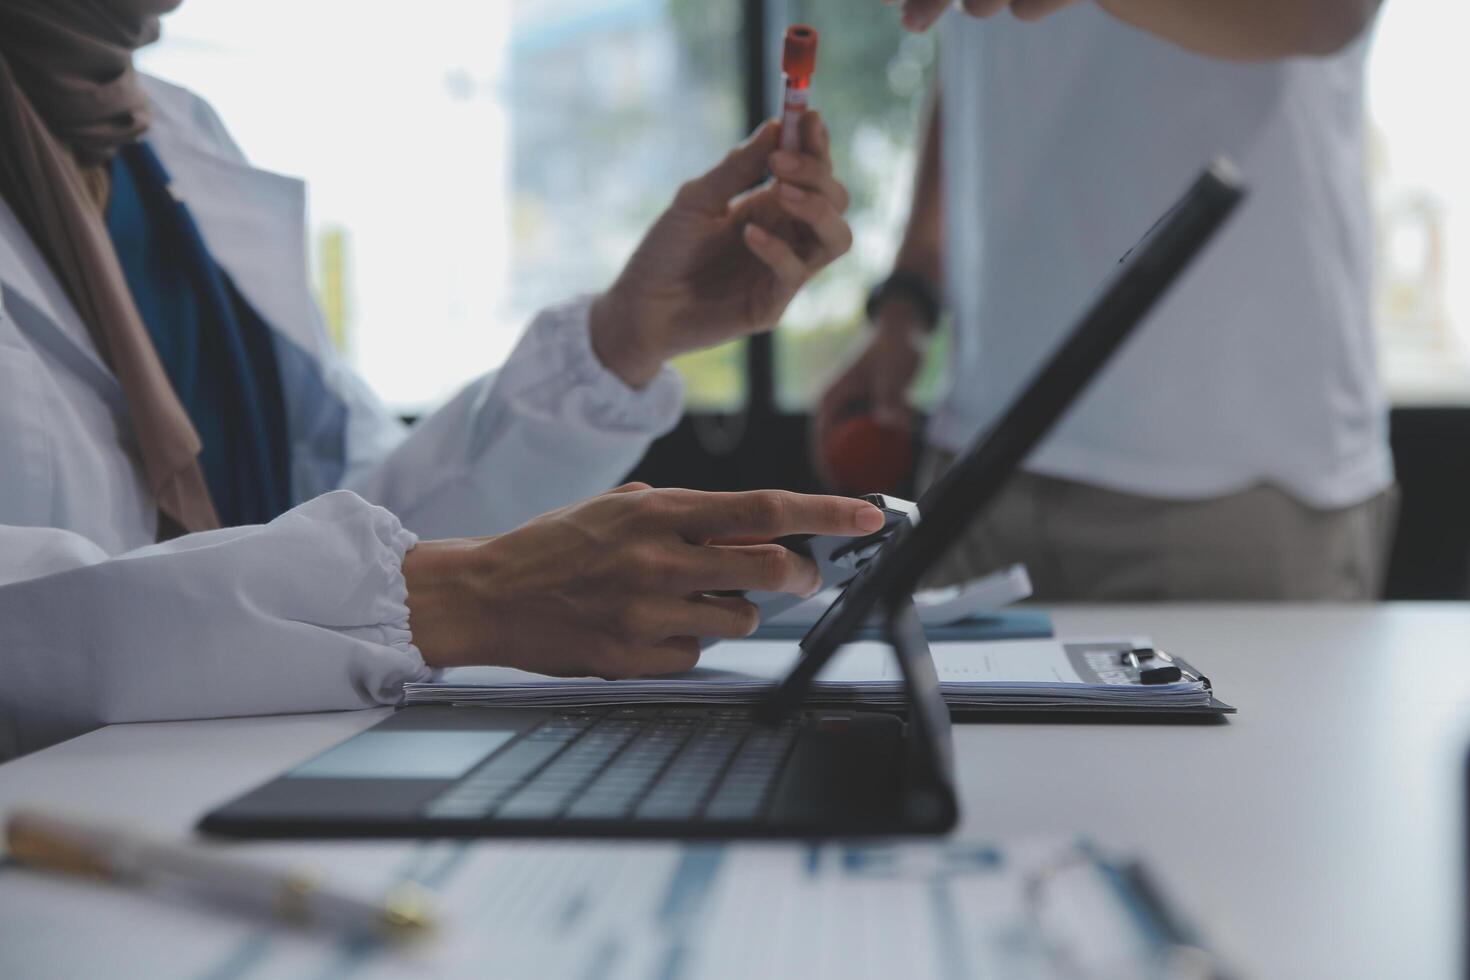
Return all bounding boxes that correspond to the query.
[743,0,776,419]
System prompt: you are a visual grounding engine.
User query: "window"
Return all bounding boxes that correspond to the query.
[509,0,747,410]
[138,0,743,414]
[1367,4,1470,405]
[137,2,1470,420]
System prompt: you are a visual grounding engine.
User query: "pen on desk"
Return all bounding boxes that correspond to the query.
[1117,860,1221,980]
[4,808,436,942]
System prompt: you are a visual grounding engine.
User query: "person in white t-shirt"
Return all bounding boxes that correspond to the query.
[816,0,1393,600]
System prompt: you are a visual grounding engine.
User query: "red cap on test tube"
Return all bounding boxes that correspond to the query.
[782,25,818,86]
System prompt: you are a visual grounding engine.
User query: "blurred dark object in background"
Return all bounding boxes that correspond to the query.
[820,413,916,497]
[1385,407,1470,599]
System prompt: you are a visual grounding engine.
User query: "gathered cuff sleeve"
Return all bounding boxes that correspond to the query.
[0,491,434,759]
[492,296,684,439]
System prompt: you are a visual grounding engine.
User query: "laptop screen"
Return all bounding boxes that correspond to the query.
[764,160,1246,719]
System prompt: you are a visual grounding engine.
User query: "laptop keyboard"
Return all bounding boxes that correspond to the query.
[423,709,803,824]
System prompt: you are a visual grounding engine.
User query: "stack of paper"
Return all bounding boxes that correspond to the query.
[403,638,1219,712]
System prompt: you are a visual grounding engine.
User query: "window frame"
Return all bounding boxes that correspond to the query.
[742,0,778,424]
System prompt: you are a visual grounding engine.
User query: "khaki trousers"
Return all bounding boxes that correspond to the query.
[919,453,1398,601]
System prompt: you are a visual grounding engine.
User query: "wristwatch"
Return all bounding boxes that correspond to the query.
[865,270,941,331]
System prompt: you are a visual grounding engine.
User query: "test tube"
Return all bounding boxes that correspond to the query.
[779,25,818,153]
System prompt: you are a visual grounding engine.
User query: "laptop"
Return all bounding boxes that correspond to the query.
[199,162,1244,840]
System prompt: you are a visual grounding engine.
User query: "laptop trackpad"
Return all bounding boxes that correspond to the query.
[288,730,516,780]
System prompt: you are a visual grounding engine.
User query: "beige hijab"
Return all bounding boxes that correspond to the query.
[0,0,219,536]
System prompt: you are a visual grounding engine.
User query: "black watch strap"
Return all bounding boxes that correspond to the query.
[866,270,941,331]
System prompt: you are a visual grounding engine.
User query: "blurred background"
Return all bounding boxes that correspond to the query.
[138,0,1470,597]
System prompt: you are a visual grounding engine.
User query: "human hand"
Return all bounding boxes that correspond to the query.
[811,296,930,487]
[888,0,1082,32]
[589,111,852,387]
[402,484,884,679]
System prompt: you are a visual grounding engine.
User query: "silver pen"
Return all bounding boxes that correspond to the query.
[5,808,436,941]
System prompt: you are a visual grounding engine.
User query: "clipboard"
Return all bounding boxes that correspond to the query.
[750,609,1054,643]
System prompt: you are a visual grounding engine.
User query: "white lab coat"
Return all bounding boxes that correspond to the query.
[0,76,682,759]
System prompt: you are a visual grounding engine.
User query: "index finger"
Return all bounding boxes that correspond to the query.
[768,117,849,213]
[659,489,885,542]
[675,119,782,214]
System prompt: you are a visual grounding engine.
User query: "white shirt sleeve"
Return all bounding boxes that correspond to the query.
[341,297,684,540]
[0,491,431,760]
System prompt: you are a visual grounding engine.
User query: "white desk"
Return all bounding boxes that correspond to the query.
[1,604,1466,979]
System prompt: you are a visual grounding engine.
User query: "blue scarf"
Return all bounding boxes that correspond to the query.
[106,141,291,527]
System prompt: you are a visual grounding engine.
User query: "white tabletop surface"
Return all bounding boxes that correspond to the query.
[1,603,1466,979]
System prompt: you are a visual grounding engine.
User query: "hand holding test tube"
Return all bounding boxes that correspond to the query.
[588,24,849,388]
